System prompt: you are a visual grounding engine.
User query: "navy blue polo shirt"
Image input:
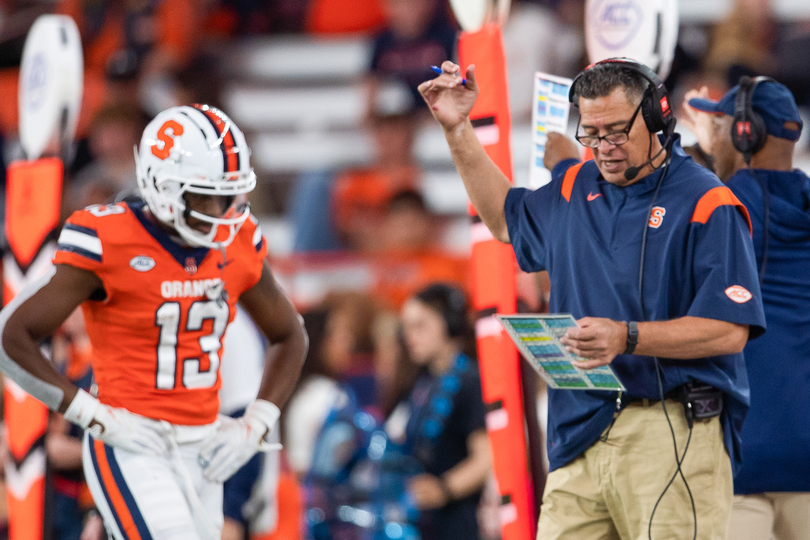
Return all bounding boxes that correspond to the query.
[504,137,766,473]
[727,168,810,493]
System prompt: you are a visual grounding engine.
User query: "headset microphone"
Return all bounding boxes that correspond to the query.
[623,145,664,181]
[623,120,677,181]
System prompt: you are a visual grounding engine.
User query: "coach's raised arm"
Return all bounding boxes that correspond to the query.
[418,60,512,243]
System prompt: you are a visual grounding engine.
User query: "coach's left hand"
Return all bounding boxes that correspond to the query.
[560,317,627,369]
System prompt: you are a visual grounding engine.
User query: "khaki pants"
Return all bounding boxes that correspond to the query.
[728,492,810,540]
[537,399,733,540]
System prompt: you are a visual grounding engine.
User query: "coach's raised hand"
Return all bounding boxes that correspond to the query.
[419,61,478,131]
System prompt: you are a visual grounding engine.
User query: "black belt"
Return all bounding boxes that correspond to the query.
[623,382,723,428]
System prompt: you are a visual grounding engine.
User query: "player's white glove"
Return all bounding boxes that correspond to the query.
[63,389,169,455]
[197,399,282,483]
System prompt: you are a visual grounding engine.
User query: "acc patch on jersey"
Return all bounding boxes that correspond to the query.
[129,256,156,272]
[725,285,753,304]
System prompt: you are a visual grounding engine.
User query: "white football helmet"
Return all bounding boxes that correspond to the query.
[135,104,257,248]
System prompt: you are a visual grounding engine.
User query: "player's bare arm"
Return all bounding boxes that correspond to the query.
[560,316,749,369]
[197,261,308,483]
[238,262,308,408]
[419,61,512,243]
[0,263,102,412]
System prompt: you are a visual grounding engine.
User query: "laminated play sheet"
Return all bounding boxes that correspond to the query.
[497,314,626,391]
[529,72,573,188]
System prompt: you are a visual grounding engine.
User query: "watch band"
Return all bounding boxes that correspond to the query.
[624,321,638,354]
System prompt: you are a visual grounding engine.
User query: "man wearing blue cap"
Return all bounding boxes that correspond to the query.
[685,77,810,540]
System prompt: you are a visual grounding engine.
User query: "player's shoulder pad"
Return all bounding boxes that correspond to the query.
[57,203,131,263]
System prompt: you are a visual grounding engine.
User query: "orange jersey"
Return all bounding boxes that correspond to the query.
[53,202,267,425]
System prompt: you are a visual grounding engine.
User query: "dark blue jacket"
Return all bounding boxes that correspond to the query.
[727,168,810,493]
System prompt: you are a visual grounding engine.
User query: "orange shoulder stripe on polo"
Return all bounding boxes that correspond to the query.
[561,162,584,202]
[691,186,753,235]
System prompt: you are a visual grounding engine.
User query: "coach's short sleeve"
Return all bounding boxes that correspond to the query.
[504,158,580,273]
[687,193,766,338]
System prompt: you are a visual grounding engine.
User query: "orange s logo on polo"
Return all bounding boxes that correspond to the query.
[648,206,666,228]
[151,120,184,160]
[725,285,753,304]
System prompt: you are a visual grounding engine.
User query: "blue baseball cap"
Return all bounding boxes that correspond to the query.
[689,79,803,141]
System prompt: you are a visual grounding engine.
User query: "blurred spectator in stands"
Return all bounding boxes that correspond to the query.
[204,0,310,35]
[366,0,457,118]
[284,292,381,477]
[503,0,585,121]
[387,283,490,540]
[372,189,469,309]
[703,0,777,87]
[56,0,204,116]
[304,0,385,35]
[332,111,420,252]
[288,102,420,252]
[66,104,146,210]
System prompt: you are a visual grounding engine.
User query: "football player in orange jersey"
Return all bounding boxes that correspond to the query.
[0,104,308,539]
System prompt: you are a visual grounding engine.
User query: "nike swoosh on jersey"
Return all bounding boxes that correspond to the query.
[587,192,602,201]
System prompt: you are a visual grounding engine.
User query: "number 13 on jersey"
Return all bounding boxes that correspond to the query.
[155,299,229,390]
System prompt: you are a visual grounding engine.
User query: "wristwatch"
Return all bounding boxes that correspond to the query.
[624,321,638,354]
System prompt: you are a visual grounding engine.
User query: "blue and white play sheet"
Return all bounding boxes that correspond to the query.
[497,313,626,391]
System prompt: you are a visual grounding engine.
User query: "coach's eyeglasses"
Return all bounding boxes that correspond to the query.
[575,99,643,149]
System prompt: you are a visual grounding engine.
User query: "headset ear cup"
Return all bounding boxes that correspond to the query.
[731,76,768,157]
[640,96,658,133]
[732,110,767,155]
[640,90,668,133]
[748,112,767,154]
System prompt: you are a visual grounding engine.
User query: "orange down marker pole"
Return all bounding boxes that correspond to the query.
[458,23,536,540]
[4,157,63,540]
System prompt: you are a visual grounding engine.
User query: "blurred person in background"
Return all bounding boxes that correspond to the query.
[366,0,457,118]
[684,77,810,540]
[66,104,147,210]
[284,292,380,478]
[502,0,585,122]
[388,283,490,540]
[372,189,469,309]
[56,0,205,116]
[702,0,777,87]
[331,112,421,253]
[288,106,420,253]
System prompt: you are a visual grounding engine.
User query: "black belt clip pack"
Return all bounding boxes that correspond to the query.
[670,382,723,429]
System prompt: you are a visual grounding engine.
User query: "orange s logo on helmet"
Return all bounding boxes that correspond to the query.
[151,120,184,160]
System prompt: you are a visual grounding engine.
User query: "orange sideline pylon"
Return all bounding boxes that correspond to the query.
[459,23,536,540]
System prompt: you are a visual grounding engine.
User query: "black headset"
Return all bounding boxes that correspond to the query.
[732,76,775,163]
[569,57,675,135]
[415,283,468,338]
